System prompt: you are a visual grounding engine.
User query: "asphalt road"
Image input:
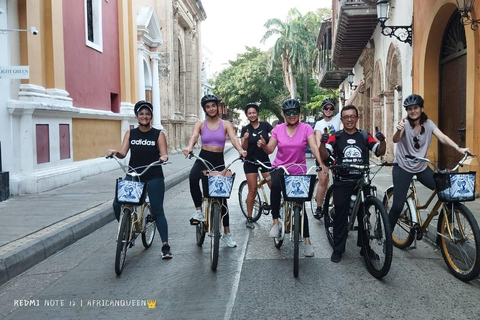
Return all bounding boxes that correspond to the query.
[1,153,480,320]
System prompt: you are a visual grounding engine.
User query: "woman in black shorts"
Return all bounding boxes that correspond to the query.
[240,103,273,228]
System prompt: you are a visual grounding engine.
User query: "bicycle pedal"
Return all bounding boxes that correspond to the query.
[190,218,200,225]
[146,214,155,223]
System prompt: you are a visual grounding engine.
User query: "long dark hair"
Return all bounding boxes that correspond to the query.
[407,112,428,134]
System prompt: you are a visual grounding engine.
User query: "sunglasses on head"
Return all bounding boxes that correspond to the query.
[323,106,334,111]
[284,110,299,116]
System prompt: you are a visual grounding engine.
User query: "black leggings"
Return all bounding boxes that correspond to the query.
[388,165,435,231]
[189,149,229,227]
[270,169,310,238]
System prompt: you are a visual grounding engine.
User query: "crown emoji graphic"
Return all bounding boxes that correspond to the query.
[147,300,156,309]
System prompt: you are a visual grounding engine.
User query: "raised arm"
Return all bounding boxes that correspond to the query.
[345,79,365,106]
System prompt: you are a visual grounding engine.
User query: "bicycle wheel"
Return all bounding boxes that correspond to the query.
[293,205,301,277]
[115,209,132,276]
[210,201,221,271]
[141,204,156,248]
[361,197,393,279]
[310,178,319,216]
[238,180,263,222]
[383,187,415,249]
[274,202,286,249]
[323,185,335,247]
[437,203,480,282]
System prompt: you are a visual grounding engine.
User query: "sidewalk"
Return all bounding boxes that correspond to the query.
[0,145,234,286]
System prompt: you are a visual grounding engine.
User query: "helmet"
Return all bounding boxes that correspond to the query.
[321,97,336,109]
[244,103,259,114]
[403,94,424,109]
[281,98,300,111]
[134,100,153,116]
[201,94,220,109]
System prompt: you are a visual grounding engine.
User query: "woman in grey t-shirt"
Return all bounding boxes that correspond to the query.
[388,94,471,232]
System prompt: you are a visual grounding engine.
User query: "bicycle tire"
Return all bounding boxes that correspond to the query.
[323,185,335,248]
[310,178,319,216]
[141,204,156,248]
[437,203,480,282]
[274,202,286,249]
[238,180,262,222]
[210,201,221,271]
[115,209,132,276]
[383,187,415,249]
[293,205,301,277]
[360,197,393,279]
[196,221,206,246]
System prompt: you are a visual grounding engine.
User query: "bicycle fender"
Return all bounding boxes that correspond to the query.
[406,197,418,224]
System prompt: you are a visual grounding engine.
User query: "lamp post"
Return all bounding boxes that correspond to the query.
[347,71,357,90]
[457,0,480,30]
[376,0,412,45]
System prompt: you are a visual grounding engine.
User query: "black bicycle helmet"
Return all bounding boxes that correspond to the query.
[244,103,259,114]
[321,97,336,109]
[134,100,153,116]
[403,94,424,109]
[201,94,220,109]
[281,98,300,111]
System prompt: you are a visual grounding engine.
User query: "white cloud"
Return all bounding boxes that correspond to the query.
[201,0,331,74]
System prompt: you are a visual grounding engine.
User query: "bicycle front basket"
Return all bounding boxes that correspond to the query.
[115,178,148,205]
[434,171,476,202]
[280,174,316,201]
[201,172,236,199]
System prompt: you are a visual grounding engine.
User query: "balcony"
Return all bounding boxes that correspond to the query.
[316,20,349,88]
[332,0,378,69]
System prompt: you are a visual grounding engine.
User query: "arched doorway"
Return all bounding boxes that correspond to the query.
[439,11,466,168]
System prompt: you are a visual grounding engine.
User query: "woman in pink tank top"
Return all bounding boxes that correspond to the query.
[183,94,246,248]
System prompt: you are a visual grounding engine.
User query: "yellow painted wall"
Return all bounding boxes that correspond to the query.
[72,119,122,161]
[413,0,480,176]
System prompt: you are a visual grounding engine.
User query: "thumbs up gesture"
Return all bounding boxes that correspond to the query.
[257,135,266,148]
[321,128,330,144]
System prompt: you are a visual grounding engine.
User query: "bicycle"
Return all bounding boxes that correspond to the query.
[238,159,272,222]
[383,153,480,281]
[257,161,317,277]
[108,155,170,276]
[323,161,395,279]
[188,152,241,271]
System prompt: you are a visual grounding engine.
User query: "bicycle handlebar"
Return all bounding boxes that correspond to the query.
[106,154,170,177]
[330,161,397,171]
[405,152,475,172]
[188,152,242,172]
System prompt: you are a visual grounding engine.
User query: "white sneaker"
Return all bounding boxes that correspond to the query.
[305,243,314,257]
[269,224,280,238]
[221,233,237,248]
[190,210,204,223]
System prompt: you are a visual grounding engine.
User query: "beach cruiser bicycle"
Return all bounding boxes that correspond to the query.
[383,153,480,281]
[323,161,395,279]
[256,161,317,277]
[238,159,272,222]
[188,152,241,271]
[108,154,170,276]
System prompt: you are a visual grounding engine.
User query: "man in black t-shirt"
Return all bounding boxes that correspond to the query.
[319,105,386,263]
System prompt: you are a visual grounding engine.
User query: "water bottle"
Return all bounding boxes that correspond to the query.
[349,195,357,214]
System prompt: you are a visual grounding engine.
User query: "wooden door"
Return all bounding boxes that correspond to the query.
[439,12,467,169]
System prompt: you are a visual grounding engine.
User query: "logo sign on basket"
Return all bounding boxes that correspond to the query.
[207,175,234,197]
[284,176,311,199]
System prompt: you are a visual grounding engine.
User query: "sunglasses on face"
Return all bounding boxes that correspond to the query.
[284,110,299,116]
[323,107,335,111]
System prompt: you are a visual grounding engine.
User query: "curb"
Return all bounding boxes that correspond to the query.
[0,146,235,286]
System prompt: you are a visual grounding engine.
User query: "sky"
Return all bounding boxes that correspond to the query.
[200,0,331,75]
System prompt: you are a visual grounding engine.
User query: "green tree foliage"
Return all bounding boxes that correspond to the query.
[213,47,287,122]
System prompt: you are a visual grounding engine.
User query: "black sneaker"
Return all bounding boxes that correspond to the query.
[313,207,323,220]
[331,250,342,263]
[246,218,255,229]
[161,244,173,259]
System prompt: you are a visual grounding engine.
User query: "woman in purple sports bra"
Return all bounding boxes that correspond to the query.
[183,94,247,248]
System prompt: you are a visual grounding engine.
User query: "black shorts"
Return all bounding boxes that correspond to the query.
[244,161,271,174]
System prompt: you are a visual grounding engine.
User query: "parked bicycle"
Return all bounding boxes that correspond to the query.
[323,161,395,279]
[108,154,170,276]
[383,153,480,281]
[238,159,272,222]
[188,152,241,271]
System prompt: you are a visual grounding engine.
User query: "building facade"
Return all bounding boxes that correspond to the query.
[0,0,206,198]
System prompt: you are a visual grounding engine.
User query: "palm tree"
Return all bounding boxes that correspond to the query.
[261,9,317,100]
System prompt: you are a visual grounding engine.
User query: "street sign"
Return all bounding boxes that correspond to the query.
[0,66,30,79]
